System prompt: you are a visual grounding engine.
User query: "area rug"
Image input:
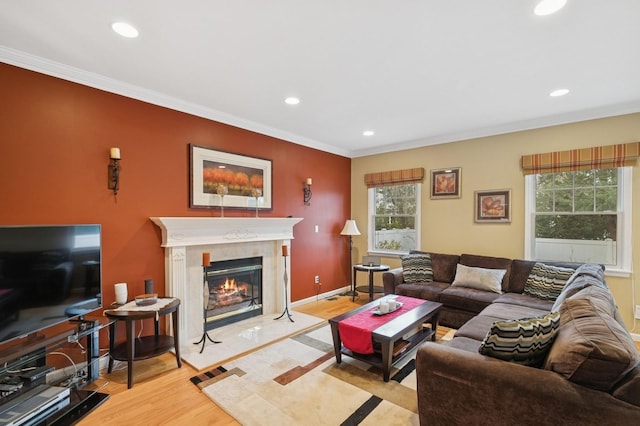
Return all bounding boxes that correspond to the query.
[190,325,453,425]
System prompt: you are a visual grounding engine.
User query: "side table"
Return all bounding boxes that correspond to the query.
[104,297,182,388]
[353,264,390,301]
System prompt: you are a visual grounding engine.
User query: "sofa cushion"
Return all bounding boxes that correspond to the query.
[447,336,482,353]
[395,281,448,301]
[551,263,606,312]
[493,293,554,311]
[544,289,640,392]
[440,285,501,313]
[478,311,560,367]
[401,252,433,283]
[480,302,550,321]
[523,263,575,301]
[451,264,505,294]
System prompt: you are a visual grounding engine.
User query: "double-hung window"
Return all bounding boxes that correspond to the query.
[522,143,637,275]
[364,168,423,255]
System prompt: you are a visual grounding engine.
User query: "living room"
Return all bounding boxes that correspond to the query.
[1,2,640,425]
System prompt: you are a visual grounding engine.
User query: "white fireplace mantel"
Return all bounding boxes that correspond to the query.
[150,217,303,247]
[150,216,303,343]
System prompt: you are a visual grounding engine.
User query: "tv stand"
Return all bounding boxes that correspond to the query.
[0,317,113,425]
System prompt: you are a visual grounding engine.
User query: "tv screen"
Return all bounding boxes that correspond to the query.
[0,225,102,345]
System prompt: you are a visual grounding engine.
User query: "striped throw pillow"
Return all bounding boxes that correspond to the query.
[479,311,561,367]
[401,253,434,283]
[523,263,575,301]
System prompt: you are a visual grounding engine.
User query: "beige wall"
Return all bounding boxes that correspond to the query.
[351,112,640,328]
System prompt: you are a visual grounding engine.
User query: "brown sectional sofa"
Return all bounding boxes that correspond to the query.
[382,251,640,425]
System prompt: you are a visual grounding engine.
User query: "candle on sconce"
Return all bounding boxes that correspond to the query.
[306,178,312,186]
[282,245,288,257]
[110,147,121,160]
[202,252,211,266]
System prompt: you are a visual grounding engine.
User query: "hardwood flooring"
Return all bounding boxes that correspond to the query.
[77,294,640,425]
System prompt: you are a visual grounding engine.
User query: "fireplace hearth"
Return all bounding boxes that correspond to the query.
[204,256,263,329]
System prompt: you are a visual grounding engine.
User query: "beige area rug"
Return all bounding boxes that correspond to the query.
[181,311,325,371]
[191,325,454,425]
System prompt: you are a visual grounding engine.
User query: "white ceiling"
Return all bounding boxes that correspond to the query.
[1,1,639,158]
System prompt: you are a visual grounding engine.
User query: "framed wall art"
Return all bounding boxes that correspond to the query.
[190,144,272,210]
[475,189,511,223]
[430,167,461,199]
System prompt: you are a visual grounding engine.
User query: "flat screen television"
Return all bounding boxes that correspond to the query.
[0,224,102,346]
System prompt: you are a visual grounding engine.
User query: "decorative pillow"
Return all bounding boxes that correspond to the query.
[523,263,575,301]
[451,264,505,294]
[479,311,561,367]
[544,295,640,392]
[401,253,433,283]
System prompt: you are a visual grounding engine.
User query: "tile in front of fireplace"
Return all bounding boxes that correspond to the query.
[180,310,324,371]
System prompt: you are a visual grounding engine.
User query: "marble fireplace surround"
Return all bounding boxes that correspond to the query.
[150,217,303,344]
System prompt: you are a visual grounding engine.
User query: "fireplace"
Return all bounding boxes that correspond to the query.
[150,217,303,343]
[204,256,263,329]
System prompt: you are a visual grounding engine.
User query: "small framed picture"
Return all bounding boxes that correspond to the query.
[430,168,461,199]
[475,189,511,223]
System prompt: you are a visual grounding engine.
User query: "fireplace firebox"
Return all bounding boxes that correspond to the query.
[203,256,263,331]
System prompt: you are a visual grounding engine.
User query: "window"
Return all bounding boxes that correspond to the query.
[525,167,631,274]
[368,183,421,254]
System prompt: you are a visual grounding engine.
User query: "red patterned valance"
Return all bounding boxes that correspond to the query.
[521,142,640,175]
[364,167,424,188]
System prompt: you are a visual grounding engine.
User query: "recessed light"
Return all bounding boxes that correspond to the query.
[363,130,375,137]
[549,88,570,97]
[284,97,300,105]
[112,22,139,38]
[534,0,567,16]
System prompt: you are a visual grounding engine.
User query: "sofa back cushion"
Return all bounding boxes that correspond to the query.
[460,254,512,291]
[401,253,433,283]
[551,263,606,312]
[478,311,560,367]
[409,251,459,283]
[544,286,640,392]
[523,263,575,301]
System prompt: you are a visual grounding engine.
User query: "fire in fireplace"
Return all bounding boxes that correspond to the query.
[204,256,263,329]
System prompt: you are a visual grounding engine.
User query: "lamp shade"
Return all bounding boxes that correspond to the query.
[340,219,361,236]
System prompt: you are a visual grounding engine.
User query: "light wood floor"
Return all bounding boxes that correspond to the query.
[78,295,372,425]
[78,295,640,425]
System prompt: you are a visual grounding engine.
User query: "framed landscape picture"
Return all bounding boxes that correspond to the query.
[475,189,511,223]
[190,144,272,210]
[430,167,461,199]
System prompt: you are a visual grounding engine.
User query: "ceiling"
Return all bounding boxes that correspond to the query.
[1,1,639,158]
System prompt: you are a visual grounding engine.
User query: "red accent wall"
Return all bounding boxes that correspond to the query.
[0,63,351,308]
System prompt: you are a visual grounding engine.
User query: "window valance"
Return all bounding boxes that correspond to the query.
[364,167,425,188]
[521,142,640,175]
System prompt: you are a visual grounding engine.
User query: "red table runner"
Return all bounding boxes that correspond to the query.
[338,296,425,354]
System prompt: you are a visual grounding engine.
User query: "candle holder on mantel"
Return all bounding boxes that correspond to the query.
[251,187,262,218]
[274,244,294,322]
[195,253,221,353]
[217,183,228,217]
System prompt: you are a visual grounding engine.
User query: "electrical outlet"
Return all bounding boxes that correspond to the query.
[635,304,640,319]
[314,275,320,284]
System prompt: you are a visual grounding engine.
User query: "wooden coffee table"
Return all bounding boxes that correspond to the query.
[328,295,442,381]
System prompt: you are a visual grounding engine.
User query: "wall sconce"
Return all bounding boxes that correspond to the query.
[108,147,121,198]
[303,178,312,206]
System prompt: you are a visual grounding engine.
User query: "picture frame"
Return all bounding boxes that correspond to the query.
[430,167,461,199]
[474,189,511,223]
[190,144,272,210]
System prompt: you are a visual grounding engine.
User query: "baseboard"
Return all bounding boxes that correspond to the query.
[291,286,351,307]
[631,332,640,342]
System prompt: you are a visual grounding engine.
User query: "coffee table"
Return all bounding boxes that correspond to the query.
[328,295,442,381]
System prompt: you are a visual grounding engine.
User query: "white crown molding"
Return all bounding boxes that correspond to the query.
[0,46,350,158]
